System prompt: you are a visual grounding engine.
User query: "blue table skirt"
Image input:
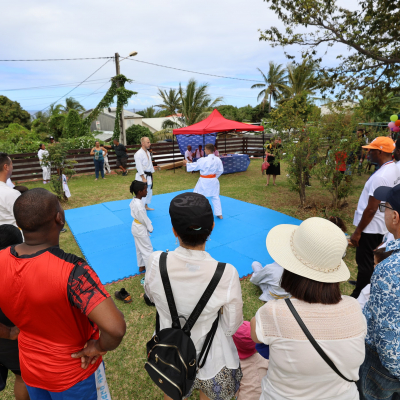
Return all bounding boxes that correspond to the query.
[193,154,250,175]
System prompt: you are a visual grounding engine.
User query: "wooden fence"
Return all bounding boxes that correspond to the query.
[9,136,266,182]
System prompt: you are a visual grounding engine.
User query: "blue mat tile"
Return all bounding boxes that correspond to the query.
[65,191,301,284]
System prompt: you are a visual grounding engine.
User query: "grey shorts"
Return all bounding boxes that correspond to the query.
[116,157,128,168]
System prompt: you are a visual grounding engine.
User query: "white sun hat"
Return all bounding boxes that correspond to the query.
[266,217,350,283]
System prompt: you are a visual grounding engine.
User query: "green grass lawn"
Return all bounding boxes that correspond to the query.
[2,159,368,399]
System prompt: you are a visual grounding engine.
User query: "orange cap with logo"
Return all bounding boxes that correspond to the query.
[362,137,395,153]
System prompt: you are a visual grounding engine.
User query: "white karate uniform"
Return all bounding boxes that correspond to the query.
[130,197,153,268]
[186,154,224,216]
[62,174,71,198]
[38,149,51,181]
[250,261,290,302]
[103,153,111,174]
[134,148,155,206]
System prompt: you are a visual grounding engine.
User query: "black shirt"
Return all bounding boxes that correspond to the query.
[111,144,128,159]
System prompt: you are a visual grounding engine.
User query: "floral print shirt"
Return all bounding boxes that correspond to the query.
[364,238,400,378]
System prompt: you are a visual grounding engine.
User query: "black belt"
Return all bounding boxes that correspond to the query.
[145,171,153,189]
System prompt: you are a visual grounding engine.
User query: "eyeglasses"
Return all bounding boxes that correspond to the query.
[379,203,395,213]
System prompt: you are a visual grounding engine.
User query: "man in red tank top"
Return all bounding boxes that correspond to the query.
[0,188,126,399]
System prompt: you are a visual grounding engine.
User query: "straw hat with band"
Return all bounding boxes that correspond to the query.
[266,217,350,283]
[362,137,395,153]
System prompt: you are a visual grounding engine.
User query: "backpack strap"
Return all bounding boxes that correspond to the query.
[197,309,220,369]
[159,252,180,329]
[182,262,226,334]
[285,298,355,383]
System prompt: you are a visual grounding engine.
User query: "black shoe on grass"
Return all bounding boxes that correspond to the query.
[144,293,155,307]
[348,280,357,286]
[115,288,132,303]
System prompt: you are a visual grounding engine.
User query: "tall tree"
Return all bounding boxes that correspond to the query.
[251,63,287,112]
[62,97,85,113]
[283,61,318,99]
[0,96,31,129]
[157,88,181,116]
[259,0,400,101]
[137,106,158,118]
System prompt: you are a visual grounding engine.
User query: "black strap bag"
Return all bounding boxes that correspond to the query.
[145,252,226,400]
[285,298,356,383]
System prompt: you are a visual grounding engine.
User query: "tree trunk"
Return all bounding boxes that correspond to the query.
[269,93,272,113]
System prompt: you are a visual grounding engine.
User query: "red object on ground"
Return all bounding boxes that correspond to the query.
[232,321,257,360]
[173,109,264,135]
[335,151,347,172]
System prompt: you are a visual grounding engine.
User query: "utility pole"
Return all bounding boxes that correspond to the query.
[115,53,126,145]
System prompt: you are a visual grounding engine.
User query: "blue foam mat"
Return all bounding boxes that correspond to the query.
[65,191,301,284]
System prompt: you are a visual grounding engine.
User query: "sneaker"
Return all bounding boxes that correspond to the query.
[61,228,67,233]
[144,293,155,307]
[140,277,145,286]
[348,280,357,286]
[122,171,127,176]
[115,288,133,303]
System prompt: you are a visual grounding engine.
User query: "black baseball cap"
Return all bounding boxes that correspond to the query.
[169,193,214,236]
[374,184,400,214]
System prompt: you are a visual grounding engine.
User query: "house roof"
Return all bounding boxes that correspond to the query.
[142,117,178,132]
[83,108,143,119]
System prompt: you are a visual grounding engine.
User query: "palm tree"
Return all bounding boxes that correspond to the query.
[157,88,181,116]
[62,97,85,113]
[48,103,64,117]
[161,79,223,129]
[137,106,158,118]
[283,60,318,99]
[251,63,288,112]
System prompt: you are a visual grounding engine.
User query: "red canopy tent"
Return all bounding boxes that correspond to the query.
[173,109,264,135]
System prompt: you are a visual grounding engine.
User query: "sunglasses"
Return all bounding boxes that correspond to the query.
[379,203,395,213]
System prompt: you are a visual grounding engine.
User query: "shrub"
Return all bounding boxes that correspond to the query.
[125,124,154,145]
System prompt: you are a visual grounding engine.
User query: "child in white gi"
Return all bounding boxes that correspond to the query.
[129,180,153,273]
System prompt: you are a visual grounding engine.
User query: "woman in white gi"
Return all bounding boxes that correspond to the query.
[134,137,155,211]
[183,143,224,219]
[37,144,51,184]
[129,180,153,273]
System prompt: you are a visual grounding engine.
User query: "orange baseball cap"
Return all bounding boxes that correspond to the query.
[362,137,395,153]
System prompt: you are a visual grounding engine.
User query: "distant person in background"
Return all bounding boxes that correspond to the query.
[37,144,51,184]
[184,145,193,162]
[264,140,281,186]
[356,129,367,174]
[105,139,128,176]
[194,145,204,158]
[394,139,400,170]
[0,224,30,400]
[90,141,107,181]
[0,153,20,227]
[214,144,220,157]
[49,136,55,144]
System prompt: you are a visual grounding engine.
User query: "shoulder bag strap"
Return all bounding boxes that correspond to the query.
[182,262,226,334]
[197,309,220,369]
[285,298,355,383]
[159,252,180,329]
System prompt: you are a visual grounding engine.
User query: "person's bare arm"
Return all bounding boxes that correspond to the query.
[101,147,108,155]
[71,298,126,369]
[90,148,95,156]
[350,196,381,247]
[0,323,19,340]
[250,317,262,344]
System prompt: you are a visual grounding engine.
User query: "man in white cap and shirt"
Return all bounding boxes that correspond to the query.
[134,137,155,211]
[350,136,400,298]
[183,143,224,219]
[0,153,20,227]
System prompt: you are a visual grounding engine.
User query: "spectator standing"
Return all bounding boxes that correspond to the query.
[0,153,20,227]
[350,137,400,298]
[134,137,155,211]
[37,144,51,184]
[358,184,400,399]
[0,225,29,400]
[0,188,126,399]
[145,193,243,400]
[49,136,55,144]
[264,140,281,186]
[90,141,107,181]
[251,217,366,400]
[104,139,128,176]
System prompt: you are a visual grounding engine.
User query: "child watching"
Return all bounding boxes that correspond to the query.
[357,247,393,310]
[233,321,269,400]
[129,180,153,274]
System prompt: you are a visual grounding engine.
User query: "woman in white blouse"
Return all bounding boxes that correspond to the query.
[251,217,366,400]
[37,144,51,184]
[145,192,243,400]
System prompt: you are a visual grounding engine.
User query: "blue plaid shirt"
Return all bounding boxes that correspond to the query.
[364,238,400,378]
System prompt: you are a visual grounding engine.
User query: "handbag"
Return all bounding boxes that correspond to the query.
[145,252,226,400]
[285,298,356,383]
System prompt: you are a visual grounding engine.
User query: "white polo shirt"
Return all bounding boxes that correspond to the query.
[184,150,192,161]
[0,181,21,227]
[353,161,400,234]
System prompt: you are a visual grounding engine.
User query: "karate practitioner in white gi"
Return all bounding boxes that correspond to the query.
[134,137,155,211]
[37,144,51,184]
[129,180,153,273]
[183,143,224,218]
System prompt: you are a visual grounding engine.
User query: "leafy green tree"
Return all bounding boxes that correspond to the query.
[283,61,319,99]
[259,0,400,101]
[125,124,154,145]
[0,96,31,129]
[157,88,181,116]
[357,91,400,122]
[137,106,158,118]
[217,105,238,121]
[62,97,85,113]
[64,109,88,138]
[251,63,287,112]
[48,114,66,140]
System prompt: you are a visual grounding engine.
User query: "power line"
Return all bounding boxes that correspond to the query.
[0,57,113,62]
[126,58,263,83]
[39,59,111,112]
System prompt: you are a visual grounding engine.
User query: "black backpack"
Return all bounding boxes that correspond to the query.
[145,252,226,400]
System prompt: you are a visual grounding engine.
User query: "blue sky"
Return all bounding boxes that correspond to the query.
[0,0,358,113]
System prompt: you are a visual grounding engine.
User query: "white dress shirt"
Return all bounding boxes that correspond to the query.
[145,247,243,380]
[0,181,21,227]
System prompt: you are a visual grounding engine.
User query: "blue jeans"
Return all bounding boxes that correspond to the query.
[358,344,400,399]
[94,159,104,179]
[26,370,96,400]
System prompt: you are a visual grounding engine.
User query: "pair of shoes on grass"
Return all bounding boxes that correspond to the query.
[115,288,132,303]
